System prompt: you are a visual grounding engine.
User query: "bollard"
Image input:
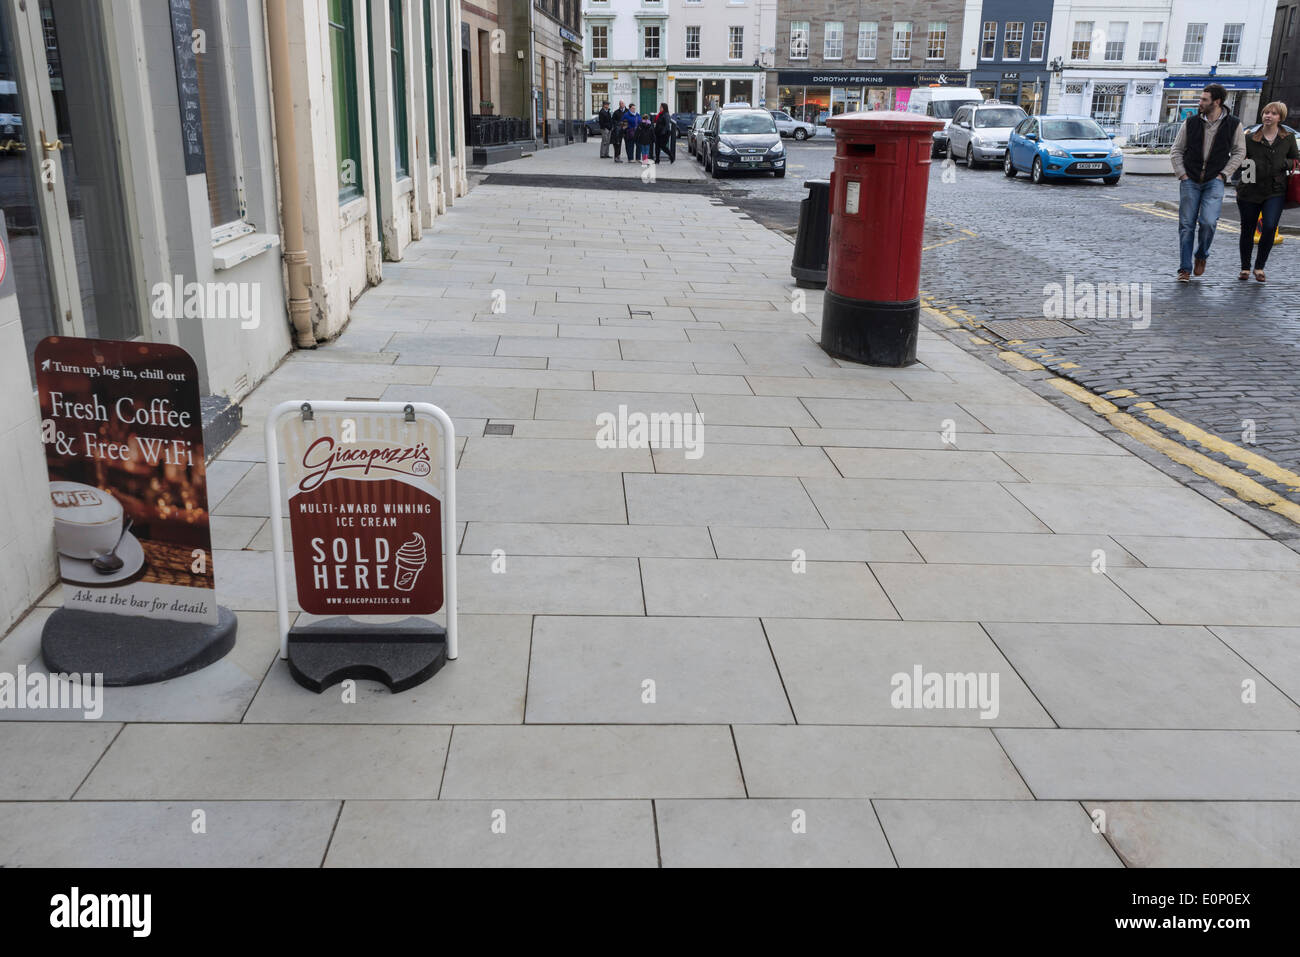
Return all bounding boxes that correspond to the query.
[791,179,831,289]
[819,111,944,367]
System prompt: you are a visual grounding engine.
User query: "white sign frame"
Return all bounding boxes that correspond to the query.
[264,400,458,661]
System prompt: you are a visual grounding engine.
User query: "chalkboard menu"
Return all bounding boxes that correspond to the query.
[169,0,206,176]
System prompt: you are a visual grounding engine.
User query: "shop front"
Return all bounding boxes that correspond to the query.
[1056,73,1165,130]
[1162,75,1267,124]
[668,70,765,113]
[774,70,970,125]
[972,70,1049,114]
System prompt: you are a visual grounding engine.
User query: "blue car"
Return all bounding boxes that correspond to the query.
[1004,114,1123,185]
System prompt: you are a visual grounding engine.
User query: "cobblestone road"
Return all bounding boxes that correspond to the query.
[919,163,1300,510]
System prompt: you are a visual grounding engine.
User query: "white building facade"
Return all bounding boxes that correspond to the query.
[583,0,776,117]
[0,0,468,637]
[1048,1,1277,131]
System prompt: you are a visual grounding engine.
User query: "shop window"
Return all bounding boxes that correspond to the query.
[927,22,946,60]
[1105,22,1126,62]
[1091,83,1125,128]
[329,0,364,199]
[824,22,842,60]
[1071,21,1093,60]
[191,0,244,233]
[1003,22,1023,60]
[421,0,437,164]
[857,22,877,61]
[444,0,455,156]
[1219,23,1243,64]
[388,0,408,178]
[590,82,608,114]
[1138,22,1160,63]
[891,21,911,61]
[790,21,809,60]
[684,25,699,60]
[1030,22,1046,60]
[1182,23,1206,64]
[729,25,744,61]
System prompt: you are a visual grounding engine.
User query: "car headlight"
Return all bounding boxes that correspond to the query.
[1109,147,1122,158]
[972,135,984,147]
[770,141,785,153]
[718,141,736,154]
[1046,145,1070,159]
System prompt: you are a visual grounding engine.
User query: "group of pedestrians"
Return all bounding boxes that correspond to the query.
[1173,83,1298,283]
[596,101,677,166]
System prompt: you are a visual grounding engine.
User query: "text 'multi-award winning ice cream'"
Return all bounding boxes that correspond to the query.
[394,532,427,592]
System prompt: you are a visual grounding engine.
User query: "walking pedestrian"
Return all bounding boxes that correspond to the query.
[635,115,655,164]
[598,101,612,158]
[1235,101,1299,283]
[1171,83,1247,282]
[623,105,641,165]
[653,103,672,163]
[612,102,627,163]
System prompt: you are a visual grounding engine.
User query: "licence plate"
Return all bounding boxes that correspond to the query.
[742,156,762,162]
[1075,162,1104,170]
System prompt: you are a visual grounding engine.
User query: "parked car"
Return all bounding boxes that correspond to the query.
[769,110,817,140]
[688,114,710,157]
[1124,122,1180,148]
[670,112,695,136]
[1004,115,1124,185]
[1227,123,1299,186]
[700,107,785,178]
[584,115,602,137]
[946,102,1028,168]
[906,86,984,157]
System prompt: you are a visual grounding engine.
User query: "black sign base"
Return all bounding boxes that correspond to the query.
[286,617,447,694]
[41,606,237,686]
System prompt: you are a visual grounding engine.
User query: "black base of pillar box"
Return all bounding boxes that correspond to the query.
[819,291,920,367]
[287,616,447,694]
[41,605,237,686]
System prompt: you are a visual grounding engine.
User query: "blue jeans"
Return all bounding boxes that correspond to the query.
[1178,177,1225,272]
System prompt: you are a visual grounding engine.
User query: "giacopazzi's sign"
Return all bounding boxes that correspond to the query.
[279,409,444,616]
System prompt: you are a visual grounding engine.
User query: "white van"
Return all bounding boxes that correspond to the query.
[906,86,984,157]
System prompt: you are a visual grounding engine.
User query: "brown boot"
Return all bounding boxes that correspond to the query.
[1194,257,1206,276]
[1177,270,1191,282]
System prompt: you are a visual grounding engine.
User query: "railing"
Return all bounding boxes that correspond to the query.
[1108,121,1180,149]
[468,115,531,147]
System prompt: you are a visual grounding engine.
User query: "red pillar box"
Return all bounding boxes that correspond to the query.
[820,111,944,367]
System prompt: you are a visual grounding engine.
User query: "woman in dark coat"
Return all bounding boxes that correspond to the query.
[653,103,675,164]
[1237,100,1299,282]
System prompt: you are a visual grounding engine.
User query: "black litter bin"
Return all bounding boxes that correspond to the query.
[791,179,831,289]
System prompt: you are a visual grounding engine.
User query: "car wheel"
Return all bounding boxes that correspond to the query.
[794,128,808,141]
[965,144,977,169]
[1103,175,1121,186]
[1003,152,1017,178]
[711,155,723,178]
[1031,156,1045,184]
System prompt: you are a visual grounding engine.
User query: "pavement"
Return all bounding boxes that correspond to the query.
[2,141,1300,867]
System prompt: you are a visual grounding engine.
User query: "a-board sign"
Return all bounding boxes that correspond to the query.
[279,409,446,616]
[168,0,206,176]
[34,337,217,625]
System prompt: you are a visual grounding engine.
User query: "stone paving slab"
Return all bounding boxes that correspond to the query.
[656,799,897,868]
[0,801,340,867]
[1084,801,1300,867]
[326,800,658,867]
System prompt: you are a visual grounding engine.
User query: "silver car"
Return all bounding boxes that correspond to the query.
[947,102,1028,168]
[769,110,816,141]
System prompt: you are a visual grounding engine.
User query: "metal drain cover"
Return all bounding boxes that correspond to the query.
[981,319,1084,340]
[484,423,514,436]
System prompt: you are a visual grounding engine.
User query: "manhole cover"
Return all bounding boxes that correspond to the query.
[981,319,1085,340]
[484,423,514,436]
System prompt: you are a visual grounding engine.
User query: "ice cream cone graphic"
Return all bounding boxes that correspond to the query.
[394,532,427,592]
